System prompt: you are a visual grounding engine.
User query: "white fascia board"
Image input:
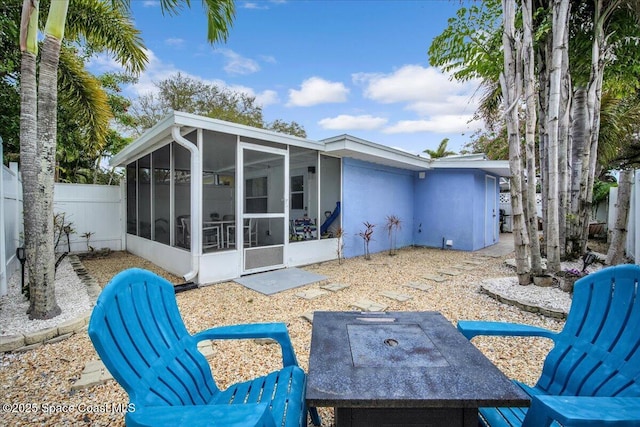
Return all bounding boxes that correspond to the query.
[173,111,324,151]
[323,134,432,171]
[110,113,176,166]
[432,160,511,177]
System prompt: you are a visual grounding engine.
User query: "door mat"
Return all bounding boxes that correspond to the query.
[234,268,328,295]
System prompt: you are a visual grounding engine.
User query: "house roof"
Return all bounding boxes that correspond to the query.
[110,111,323,166]
[322,134,433,171]
[111,112,510,177]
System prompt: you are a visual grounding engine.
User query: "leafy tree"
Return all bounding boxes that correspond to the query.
[462,128,509,160]
[267,119,306,138]
[423,138,456,159]
[430,0,640,279]
[130,73,306,137]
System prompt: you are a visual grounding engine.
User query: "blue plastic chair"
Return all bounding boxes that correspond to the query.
[88,268,320,427]
[458,264,640,427]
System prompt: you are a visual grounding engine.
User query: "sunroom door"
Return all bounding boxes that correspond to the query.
[241,144,288,274]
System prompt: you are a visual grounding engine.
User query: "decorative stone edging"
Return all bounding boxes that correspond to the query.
[480,285,568,320]
[0,255,100,354]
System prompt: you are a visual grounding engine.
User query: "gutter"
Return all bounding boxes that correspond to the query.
[171,126,201,282]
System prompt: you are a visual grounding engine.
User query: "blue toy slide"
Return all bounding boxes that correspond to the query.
[321,202,341,235]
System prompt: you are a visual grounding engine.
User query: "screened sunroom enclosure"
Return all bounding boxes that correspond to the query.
[118,112,341,284]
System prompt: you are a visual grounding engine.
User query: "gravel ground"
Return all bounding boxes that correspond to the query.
[0,257,92,336]
[0,246,568,426]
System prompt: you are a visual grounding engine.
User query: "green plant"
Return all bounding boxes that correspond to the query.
[81,231,95,252]
[335,227,345,264]
[385,215,402,256]
[358,222,375,260]
[53,212,74,253]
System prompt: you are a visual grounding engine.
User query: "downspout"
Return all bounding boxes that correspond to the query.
[171,126,201,282]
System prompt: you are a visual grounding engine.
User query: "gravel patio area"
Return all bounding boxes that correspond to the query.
[0,245,567,426]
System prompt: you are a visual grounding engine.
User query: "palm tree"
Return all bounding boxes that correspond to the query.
[423,138,457,159]
[19,0,235,319]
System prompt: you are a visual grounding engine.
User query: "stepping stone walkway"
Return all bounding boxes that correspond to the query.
[301,312,315,324]
[379,291,413,302]
[350,299,388,312]
[296,289,329,300]
[438,269,462,276]
[424,274,448,283]
[73,341,216,390]
[321,283,350,292]
[71,359,113,391]
[451,264,475,271]
[404,282,432,292]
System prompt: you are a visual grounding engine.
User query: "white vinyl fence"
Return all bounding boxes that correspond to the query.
[1,162,23,296]
[1,161,124,296]
[608,169,640,263]
[53,183,124,253]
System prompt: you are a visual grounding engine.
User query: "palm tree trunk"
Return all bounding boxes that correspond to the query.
[26,0,69,319]
[522,0,542,276]
[605,169,632,265]
[501,0,530,284]
[575,0,620,255]
[19,0,44,310]
[557,25,571,258]
[545,0,570,273]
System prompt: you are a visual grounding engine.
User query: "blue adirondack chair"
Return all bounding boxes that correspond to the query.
[88,268,320,427]
[457,264,640,427]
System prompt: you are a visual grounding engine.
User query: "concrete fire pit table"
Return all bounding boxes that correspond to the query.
[306,311,530,427]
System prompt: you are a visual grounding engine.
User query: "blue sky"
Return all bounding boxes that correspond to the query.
[90,0,483,155]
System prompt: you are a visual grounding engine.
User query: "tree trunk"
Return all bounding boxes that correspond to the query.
[25,0,69,319]
[557,24,571,259]
[19,0,46,312]
[501,0,530,284]
[575,0,618,255]
[28,33,63,319]
[522,0,542,275]
[545,0,570,273]
[568,87,587,256]
[605,169,633,265]
[20,50,41,304]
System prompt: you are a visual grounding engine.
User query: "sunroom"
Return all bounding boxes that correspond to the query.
[111,111,342,284]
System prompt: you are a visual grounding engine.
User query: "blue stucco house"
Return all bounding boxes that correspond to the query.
[111,112,509,284]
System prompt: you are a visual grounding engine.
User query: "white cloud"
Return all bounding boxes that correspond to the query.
[287,77,349,107]
[86,53,123,73]
[165,38,185,48]
[406,94,478,117]
[318,114,387,131]
[142,1,159,7]
[217,49,260,75]
[260,55,277,64]
[86,48,281,114]
[242,2,268,9]
[255,90,279,107]
[353,65,481,117]
[384,115,483,134]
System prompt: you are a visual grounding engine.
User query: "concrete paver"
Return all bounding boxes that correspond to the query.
[350,299,388,312]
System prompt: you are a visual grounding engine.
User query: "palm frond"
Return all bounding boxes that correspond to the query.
[66,0,148,75]
[58,45,112,150]
[201,0,235,44]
